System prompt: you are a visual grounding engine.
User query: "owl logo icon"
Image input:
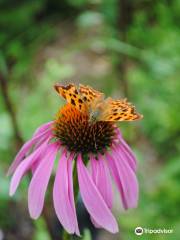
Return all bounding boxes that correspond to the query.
[135,227,144,235]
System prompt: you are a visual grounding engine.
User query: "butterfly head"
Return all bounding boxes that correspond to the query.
[89,109,101,123]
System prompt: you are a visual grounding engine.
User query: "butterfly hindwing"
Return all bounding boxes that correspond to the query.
[98,98,143,121]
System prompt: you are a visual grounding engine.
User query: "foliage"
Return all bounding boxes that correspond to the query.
[0,0,179,239]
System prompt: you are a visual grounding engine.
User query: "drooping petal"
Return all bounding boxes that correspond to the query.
[115,128,137,167]
[31,136,59,174]
[33,133,52,151]
[121,139,137,164]
[7,129,52,176]
[77,154,118,233]
[89,156,101,228]
[28,143,59,219]
[105,152,126,209]
[9,140,49,196]
[90,216,101,228]
[90,154,98,182]
[33,121,53,137]
[67,155,80,235]
[31,156,42,175]
[53,151,80,235]
[113,143,137,172]
[106,150,139,210]
[90,154,113,229]
[90,154,113,209]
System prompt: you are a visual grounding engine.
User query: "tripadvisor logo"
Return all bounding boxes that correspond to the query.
[134,227,173,236]
[135,227,143,235]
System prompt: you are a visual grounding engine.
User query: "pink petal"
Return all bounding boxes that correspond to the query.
[31,137,58,174]
[113,143,137,172]
[31,157,41,175]
[121,139,137,162]
[67,155,80,235]
[77,154,118,233]
[114,127,122,136]
[7,128,52,176]
[116,128,137,166]
[89,156,102,228]
[90,154,113,209]
[28,143,59,219]
[90,154,98,182]
[106,150,139,209]
[90,216,101,228]
[53,151,80,235]
[33,121,53,137]
[9,140,49,196]
[33,133,52,151]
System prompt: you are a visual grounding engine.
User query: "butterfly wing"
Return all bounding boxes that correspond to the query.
[54,83,143,122]
[79,84,105,115]
[98,98,143,121]
[79,84,104,101]
[54,83,87,112]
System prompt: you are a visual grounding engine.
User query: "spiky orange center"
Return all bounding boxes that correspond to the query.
[53,104,115,154]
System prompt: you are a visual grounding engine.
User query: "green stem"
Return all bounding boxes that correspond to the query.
[73,161,79,203]
[62,230,71,240]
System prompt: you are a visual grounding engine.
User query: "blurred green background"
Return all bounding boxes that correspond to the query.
[0,0,180,239]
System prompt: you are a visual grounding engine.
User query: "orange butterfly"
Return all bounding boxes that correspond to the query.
[54,83,143,122]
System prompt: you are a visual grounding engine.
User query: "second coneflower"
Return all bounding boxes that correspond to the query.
[8,83,143,235]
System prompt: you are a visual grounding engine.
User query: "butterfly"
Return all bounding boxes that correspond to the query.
[54,83,143,122]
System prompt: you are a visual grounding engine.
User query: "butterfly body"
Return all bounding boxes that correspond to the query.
[89,108,101,123]
[54,83,143,122]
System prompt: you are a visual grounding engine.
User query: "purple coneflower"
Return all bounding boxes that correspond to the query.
[8,84,141,235]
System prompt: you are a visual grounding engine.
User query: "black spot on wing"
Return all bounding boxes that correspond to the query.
[71,99,76,106]
[88,91,93,96]
[62,84,74,90]
[114,116,122,120]
[78,99,83,104]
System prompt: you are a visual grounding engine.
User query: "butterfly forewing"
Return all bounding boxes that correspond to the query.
[79,84,104,106]
[54,83,87,112]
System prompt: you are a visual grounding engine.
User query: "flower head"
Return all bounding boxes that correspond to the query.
[8,84,142,235]
[53,103,115,154]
